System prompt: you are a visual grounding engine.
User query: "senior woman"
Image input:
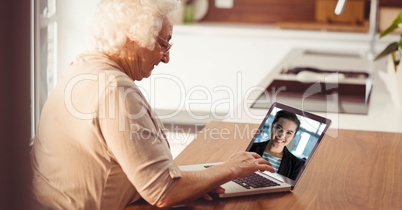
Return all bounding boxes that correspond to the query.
[30,0,273,209]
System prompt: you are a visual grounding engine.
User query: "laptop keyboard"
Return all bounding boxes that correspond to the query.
[232,173,280,189]
[204,165,280,189]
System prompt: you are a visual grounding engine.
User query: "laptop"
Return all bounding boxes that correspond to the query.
[179,102,332,198]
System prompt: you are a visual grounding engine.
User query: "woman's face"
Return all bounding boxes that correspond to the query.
[270,118,297,149]
[137,18,173,80]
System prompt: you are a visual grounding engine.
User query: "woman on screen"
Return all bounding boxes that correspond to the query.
[249,110,304,180]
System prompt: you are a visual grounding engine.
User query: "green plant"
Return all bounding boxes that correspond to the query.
[374,12,402,71]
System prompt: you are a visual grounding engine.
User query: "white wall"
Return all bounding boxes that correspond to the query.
[57,0,99,76]
[55,2,402,133]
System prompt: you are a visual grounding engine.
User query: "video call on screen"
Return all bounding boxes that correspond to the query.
[252,107,327,161]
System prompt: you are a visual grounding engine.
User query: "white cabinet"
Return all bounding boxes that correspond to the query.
[136,24,402,133]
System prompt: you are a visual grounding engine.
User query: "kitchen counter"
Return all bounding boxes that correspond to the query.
[225,48,402,135]
[136,23,402,133]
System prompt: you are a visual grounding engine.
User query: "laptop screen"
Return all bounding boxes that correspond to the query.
[246,102,331,188]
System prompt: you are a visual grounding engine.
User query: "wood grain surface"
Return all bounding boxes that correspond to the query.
[198,0,402,25]
[126,121,402,209]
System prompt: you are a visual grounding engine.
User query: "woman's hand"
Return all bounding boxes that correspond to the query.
[225,152,274,178]
[159,152,274,206]
[202,186,225,201]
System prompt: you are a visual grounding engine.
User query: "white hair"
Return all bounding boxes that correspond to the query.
[90,0,180,55]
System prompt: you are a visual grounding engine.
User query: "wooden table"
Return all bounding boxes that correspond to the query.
[126,121,402,209]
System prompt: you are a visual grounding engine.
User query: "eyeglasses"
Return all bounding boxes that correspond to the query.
[157,36,173,55]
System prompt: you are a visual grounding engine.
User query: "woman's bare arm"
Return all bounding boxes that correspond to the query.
[155,152,274,207]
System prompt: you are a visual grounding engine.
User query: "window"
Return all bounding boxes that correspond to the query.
[32,0,57,138]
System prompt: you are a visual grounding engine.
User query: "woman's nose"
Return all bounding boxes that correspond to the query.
[277,130,284,138]
[161,52,170,63]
